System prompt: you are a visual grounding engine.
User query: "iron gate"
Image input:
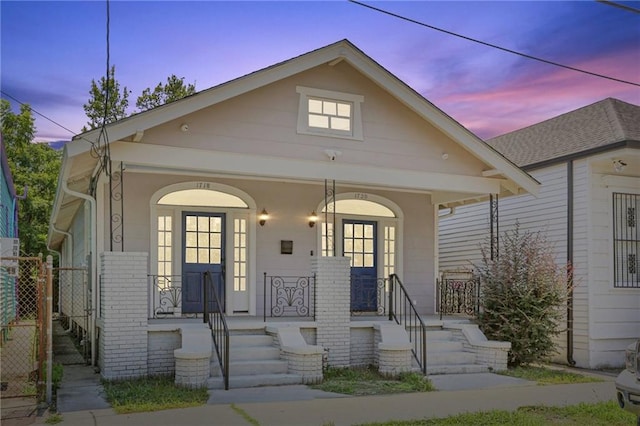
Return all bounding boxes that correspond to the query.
[55,267,90,363]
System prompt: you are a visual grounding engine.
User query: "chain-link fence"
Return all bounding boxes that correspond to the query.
[55,267,90,363]
[0,257,45,398]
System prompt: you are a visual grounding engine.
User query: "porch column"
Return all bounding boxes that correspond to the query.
[312,256,351,367]
[99,252,148,379]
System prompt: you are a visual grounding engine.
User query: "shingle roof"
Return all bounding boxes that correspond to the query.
[487,98,640,167]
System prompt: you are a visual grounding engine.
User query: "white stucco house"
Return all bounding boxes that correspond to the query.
[48,40,538,386]
[439,98,640,369]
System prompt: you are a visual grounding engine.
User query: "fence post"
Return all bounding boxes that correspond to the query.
[203,273,208,324]
[46,255,53,404]
[388,274,394,321]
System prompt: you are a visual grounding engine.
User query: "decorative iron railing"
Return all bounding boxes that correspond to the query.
[204,271,229,391]
[350,276,387,316]
[437,270,480,320]
[263,273,315,322]
[388,274,427,375]
[148,275,182,319]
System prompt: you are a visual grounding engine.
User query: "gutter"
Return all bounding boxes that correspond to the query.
[61,179,98,367]
[566,161,576,366]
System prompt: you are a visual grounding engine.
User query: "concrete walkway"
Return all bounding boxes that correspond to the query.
[32,361,618,426]
[21,319,620,426]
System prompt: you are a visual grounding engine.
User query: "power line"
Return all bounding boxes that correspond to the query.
[1,90,78,137]
[348,0,640,88]
[596,0,640,14]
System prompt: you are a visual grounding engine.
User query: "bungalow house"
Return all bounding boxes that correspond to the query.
[439,98,640,369]
[48,40,538,386]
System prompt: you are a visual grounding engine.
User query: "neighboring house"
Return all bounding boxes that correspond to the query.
[1,136,20,341]
[440,98,640,369]
[48,40,538,383]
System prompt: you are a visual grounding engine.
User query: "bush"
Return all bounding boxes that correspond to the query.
[476,225,568,367]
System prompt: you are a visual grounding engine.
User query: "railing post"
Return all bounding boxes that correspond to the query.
[203,272,208,324]
[388,274,394,321]
[263,272,267,322]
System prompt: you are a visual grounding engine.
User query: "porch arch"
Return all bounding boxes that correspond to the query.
[316,192,404,285]
[149,182,257,317]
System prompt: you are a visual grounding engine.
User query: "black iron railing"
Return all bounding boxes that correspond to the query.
[388,274,427,375]
[148,275,182,318]
[437,271,480,320]
[350,276,387,316]
[263,273,315,322]
[203,271,229,390]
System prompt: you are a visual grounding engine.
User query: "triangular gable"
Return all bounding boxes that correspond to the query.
[67,39,537,197]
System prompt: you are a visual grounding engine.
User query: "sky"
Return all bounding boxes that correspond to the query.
[1,0,639,144]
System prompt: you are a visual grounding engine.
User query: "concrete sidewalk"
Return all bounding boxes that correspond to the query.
[34,363,618,426]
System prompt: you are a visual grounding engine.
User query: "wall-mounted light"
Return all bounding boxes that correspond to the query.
[259,209,269,226]
[308,211,318,228]
[613,159,627,173]
[180,123,189,132]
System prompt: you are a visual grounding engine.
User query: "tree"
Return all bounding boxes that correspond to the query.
[1,99,61,256]
[135,74,196,112]
[82,65,130,131]
[476,225,568,367]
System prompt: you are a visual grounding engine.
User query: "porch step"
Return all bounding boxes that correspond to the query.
[207,373,303,390]
[427,340,463,353]
[209,330,303,389]
[427,364,489,375]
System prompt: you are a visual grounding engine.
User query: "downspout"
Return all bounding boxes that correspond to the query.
[566,161,576,366]
[49,226,73,331]
[61,180,97,367]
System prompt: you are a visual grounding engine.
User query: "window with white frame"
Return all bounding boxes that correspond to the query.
[233,218,248,292]
[296,86,363,140]
[157,213,173,284]
[613,192,639,288]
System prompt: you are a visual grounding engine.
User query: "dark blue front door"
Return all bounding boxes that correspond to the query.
[182,212,225,314]
[343,219,377,311]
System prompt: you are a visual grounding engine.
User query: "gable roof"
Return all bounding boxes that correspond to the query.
[66,39,536,194]
[487,98,640,168]
[50,39,540,248]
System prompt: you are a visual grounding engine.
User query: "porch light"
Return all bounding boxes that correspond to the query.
[309,211,318,228]
[259,209,269,226]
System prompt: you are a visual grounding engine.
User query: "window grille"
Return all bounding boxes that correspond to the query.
[613,192,639,288]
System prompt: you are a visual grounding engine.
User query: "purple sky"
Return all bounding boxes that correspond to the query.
[2,1,639,143]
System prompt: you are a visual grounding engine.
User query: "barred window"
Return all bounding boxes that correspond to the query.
[613,192,639,288]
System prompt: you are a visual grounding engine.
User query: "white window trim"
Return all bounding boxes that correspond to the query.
[296,86,364,141]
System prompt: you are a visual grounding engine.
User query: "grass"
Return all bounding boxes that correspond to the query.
[311,366,434,396]
[355,400,637,425]
[497,365,603,385]
[102,375,209,414]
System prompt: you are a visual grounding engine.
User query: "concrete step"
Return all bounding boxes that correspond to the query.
[211,359,289,376]
[427,351,475,365]
[426,340,463,353]
[231,335,274,347]
[207,373,303,389]
[229,345,280,361]
[426,330,454,341]
[427,363,489,375]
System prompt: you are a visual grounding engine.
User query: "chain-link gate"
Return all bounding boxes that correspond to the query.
[55,267,90,364]
[0,256,46,399]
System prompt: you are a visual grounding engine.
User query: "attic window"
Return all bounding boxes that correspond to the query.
[297,86,363,140]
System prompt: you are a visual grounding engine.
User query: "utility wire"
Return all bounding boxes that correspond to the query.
[596,0,640,14]
[348,0,640,87]
[1,90,78,137]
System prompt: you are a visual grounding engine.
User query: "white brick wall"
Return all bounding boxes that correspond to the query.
[312,257,351,367]
[350,327,375,367]
[148,331,181,376]
[99,252,149,380]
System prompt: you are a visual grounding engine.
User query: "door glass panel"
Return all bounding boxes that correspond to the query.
[185,248,197,263]
[364,254,374,267]
[186,232,197,246]
[198,216,209,232]
[186,216,197,231]
[198,233,209,247]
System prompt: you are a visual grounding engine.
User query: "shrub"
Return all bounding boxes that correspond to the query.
[476,225,568,367]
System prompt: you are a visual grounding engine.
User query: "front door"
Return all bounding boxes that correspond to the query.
[343,219,377,311]
[182,212,225,314]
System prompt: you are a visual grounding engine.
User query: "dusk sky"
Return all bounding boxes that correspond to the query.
[2,1,639,143]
